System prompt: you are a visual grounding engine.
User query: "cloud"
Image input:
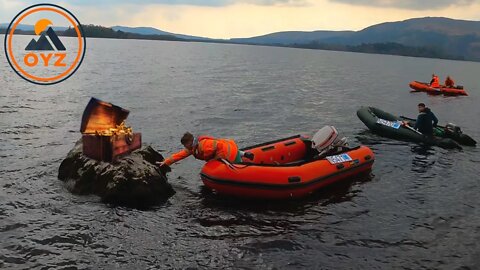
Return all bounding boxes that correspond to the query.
[66,0,308,7]
[67,0,228,7]
[243,0,309,6]
[329,0,475,10]
[2,0,480,39]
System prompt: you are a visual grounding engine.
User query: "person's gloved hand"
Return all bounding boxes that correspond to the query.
[155,161,172,174]
[156,161,168,167]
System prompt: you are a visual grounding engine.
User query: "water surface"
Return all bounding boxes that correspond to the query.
[1,37,479,269]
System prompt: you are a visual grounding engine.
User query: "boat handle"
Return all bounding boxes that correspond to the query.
[219,158,237,170]
[288,176,301,183]
[219,158,252,171]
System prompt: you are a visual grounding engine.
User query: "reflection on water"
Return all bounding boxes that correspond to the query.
[200,172,373,212]
[411,145,436,174]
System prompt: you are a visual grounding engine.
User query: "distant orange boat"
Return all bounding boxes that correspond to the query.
[409,81,468,96]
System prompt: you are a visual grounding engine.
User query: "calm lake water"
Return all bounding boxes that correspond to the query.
[1,36,480,269]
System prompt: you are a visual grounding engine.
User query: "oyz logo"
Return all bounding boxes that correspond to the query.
[4,4,86,85]
[26,19,66,51]
[23,19,67,68]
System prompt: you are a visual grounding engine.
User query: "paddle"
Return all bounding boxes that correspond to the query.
[403,123,423,135]
[399,115,449,138]
[400,116,446,129]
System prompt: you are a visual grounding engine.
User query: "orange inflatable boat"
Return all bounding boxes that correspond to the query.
[409,81,468,96]
[200,131,374,199]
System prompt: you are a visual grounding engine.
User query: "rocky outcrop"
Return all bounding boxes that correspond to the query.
[58,139,174,208]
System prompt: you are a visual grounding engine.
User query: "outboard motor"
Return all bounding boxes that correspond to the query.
[311,126,349,158]
[445,123,462,135]
[445,123,477,146]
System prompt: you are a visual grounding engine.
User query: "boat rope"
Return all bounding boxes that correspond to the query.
[219,158,252,170]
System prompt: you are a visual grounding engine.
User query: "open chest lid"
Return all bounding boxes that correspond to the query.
[80,97,130,134]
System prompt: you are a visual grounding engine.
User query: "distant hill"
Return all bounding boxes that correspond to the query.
[321,17,480,59]
[111,26,211,41]
[231,30,353,45]
[111,26,171,36]
[233,17,480,61]
[0,24,185,42]
[63,24,184,41]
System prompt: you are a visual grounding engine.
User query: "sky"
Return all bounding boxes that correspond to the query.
[1,0,479,38]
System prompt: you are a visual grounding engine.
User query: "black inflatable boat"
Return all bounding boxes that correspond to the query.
[356,107,472,149]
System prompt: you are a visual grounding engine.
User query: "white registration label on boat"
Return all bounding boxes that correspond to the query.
[326,153,353,164]
[376,118,401,129]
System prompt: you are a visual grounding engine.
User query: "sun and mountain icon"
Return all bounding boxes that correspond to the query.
[25,19,66,51]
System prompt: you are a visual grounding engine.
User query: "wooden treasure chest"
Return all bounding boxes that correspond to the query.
[80,97,142,162]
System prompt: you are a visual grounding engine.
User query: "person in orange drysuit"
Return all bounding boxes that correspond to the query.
[430,74,440,88]
[445,76,455,88]
[157,132,254,167]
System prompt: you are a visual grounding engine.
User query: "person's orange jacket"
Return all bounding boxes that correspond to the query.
[431,76,440,88]
[445,77,455,87]
[163,136,239,166]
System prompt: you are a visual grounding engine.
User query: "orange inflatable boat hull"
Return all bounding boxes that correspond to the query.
[409,81,468,96]
[200,135,375,199]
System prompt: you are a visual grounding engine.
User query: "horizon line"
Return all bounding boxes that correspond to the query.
[1,16,480,40]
